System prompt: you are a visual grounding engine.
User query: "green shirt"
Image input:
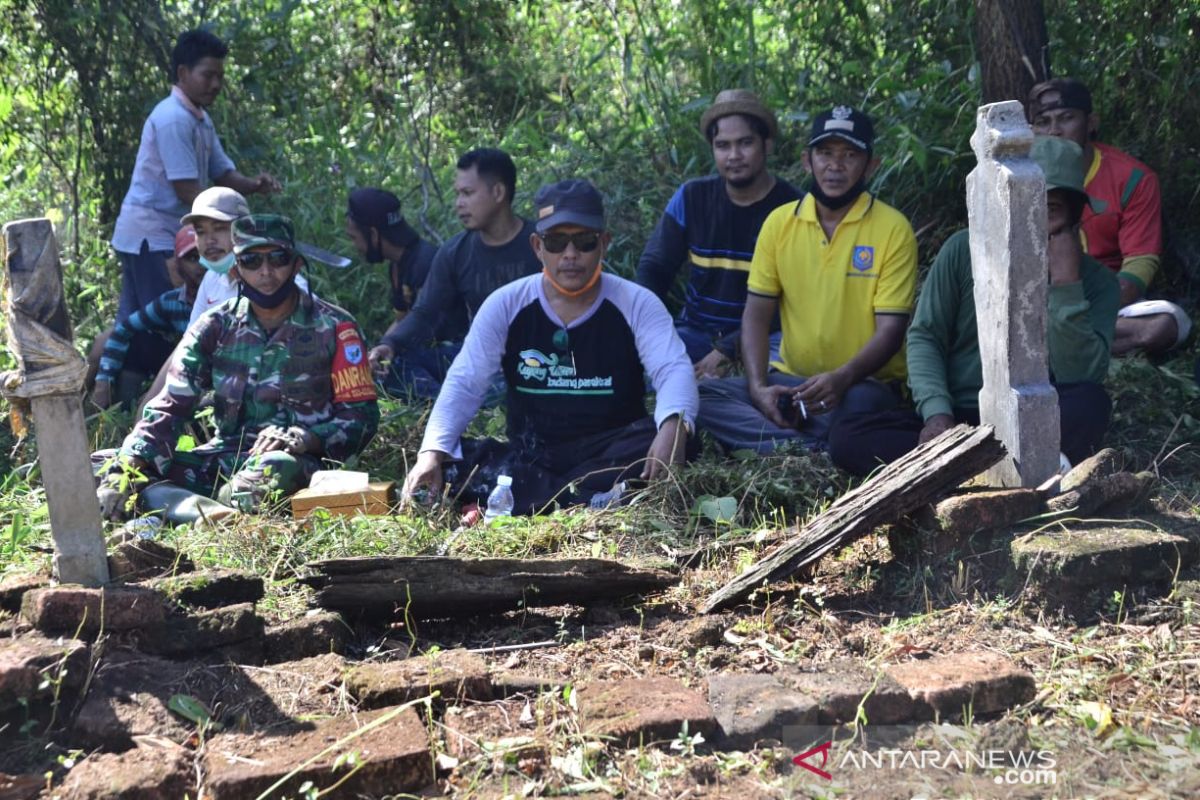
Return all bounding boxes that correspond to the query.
[907,230,1119,421]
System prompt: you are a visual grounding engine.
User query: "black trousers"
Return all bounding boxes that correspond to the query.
[828,382,1112,477]
[446,416,697,514]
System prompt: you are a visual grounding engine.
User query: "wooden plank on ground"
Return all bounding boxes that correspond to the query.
[699,425,1005,613]
[301,556,679,618]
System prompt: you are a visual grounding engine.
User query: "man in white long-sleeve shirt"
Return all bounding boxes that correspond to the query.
[402,179,699,513]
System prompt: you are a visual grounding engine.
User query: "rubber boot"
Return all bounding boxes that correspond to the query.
[140,480,239,525]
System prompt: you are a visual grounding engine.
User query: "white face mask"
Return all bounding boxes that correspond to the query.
[200,251,236,275]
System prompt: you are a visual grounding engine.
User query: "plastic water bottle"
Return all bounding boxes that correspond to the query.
[485,475,515,522]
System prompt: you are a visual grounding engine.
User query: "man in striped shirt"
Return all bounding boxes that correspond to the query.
[637,90,801,379]
[91,226,204,409]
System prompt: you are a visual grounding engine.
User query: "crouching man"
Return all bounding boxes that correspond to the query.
[96,214,379,519]
[401,180,698,513]
[830,137,1118,475]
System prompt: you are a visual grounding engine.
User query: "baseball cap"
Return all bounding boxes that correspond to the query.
[699,89,779,141]
[808,105,874,152]
[534,179,605,233]
[181,186,250,226]
[174,225,198,258]
[1028,78,1093,119]
[347,188,418,245]
[1030,136,1092,205]
[231,213,296,254]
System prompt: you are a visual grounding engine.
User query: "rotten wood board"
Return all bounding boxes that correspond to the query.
[699,424,1005,613]
[301,556,678,618]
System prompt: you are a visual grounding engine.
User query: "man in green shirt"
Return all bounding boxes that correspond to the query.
[829,136,1119,476]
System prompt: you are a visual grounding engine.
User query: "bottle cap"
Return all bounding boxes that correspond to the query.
[497,475,513,487]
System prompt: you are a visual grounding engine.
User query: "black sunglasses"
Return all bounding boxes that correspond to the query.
[237,249,294,271]
[539,231,601,254]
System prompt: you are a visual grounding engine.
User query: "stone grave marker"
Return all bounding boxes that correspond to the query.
[2,218,108,586]
[967,101,1061,487]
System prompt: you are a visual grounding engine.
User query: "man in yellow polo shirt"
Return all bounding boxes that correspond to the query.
[697,105,917,453]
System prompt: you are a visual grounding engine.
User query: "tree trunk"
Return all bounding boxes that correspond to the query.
[973,0,1050,106]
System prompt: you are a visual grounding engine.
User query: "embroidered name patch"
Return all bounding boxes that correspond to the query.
[852,246,875,272]
[331,321,377,403]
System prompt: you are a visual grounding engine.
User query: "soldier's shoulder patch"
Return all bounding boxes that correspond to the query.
[331,321,376,403]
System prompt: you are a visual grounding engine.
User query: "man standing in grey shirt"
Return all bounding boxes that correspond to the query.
[110,29,280,328]
[367,148,542,397]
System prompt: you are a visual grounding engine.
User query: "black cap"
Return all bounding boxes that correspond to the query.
[347,188,418,246]
[1028,78,1093,119]
[808,105,874,152]
[534,179,606,233]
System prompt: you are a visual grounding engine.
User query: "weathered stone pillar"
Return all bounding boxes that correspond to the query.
[2,218,109,585]
[967,101,1060,487]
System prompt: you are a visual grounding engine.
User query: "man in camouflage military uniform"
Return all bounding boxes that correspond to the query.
[97,214,379,519]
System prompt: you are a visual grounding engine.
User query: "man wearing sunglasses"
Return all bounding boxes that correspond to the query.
[401,179,698,513]
[96,214,379,520]
[90,225,207,409]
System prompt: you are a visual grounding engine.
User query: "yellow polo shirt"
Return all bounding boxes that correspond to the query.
[748,192,917,382]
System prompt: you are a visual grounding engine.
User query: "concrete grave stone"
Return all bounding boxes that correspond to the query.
[967,102,1060,488]
[2,219,108,585]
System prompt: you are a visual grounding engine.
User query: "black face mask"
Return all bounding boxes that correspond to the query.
[241,280,297,309]
[806,175,868,211]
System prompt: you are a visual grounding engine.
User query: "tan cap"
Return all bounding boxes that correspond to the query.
[699,89,779,141]
[181,187,250,226]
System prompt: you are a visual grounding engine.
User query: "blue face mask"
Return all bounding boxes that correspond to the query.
[200,251,236,275]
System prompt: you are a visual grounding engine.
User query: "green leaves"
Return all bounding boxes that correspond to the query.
[692,495,738,524]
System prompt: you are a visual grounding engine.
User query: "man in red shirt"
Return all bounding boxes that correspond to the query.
[1029,78,1191,355]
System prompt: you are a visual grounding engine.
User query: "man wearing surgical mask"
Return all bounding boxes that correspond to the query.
[184,187,310,327]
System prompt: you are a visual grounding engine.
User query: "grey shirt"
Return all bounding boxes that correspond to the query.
[382,218,542,352]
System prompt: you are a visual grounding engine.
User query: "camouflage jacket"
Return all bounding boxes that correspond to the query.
[121,292,380,475]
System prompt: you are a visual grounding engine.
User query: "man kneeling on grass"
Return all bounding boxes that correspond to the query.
[829,137,1118,476]
[401,179,698,513]
[96,214,379,521]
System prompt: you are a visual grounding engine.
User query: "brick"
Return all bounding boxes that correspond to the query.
[0,572,49,613]
[21,586,165,635]
[72,653,197,749]
[0,634,87,711]
[706,673,817,750]
[578,676,715,746]
[886,652,1036,720]
[262,611,349,664]
[107,539,193,582]
[776,660,916,725]
[345,648,492,708]
[1011,523,1199,611]
[58,745,192,800]
[147,569,263,609]
[142,603,264,660]
[203,705,433,799]
[72,651,286,750]
[935,489,1044,536]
